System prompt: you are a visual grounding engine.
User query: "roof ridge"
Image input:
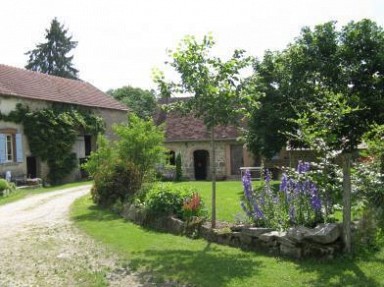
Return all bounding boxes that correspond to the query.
[0,64,128,111]
[0,63,86,84]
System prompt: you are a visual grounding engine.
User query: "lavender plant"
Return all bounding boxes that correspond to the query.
[241,161,338,230]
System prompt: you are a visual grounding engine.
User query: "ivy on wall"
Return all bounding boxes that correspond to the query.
[0,103,105,184]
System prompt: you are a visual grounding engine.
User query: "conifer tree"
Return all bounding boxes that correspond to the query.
[25,18,78,79]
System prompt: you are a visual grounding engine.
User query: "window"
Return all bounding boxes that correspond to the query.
[6,134,14,162]
[0,131,23,164]
[168,151,176,165]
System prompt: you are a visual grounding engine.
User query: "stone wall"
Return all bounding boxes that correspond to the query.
[122,203,343,259]
[165,140,253,180]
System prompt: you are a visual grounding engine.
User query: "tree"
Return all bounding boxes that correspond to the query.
[154,35,253,228]
[113,114,166,183]
[107,86,157,119]
[25,18,79,79]
[247,19,384,253]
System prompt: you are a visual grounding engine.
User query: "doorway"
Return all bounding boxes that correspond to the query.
[230,145,244,176]
[27,156,37,178]
[194,150,209,180]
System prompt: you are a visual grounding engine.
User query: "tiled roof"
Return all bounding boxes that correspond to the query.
[0,64,128,111]
[156,98,239,142]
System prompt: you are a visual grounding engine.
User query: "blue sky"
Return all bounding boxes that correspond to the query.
[0,0,383,92]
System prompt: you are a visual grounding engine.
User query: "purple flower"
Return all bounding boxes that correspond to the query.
[280,173,288,191]
[297,161,310,174]
[264,169,271,183]
[309,183,322,211]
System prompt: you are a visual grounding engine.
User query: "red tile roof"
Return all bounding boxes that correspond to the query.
[156,98,239,142]
[0,64,128,111]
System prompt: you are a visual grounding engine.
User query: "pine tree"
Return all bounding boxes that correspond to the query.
[25,18,79,79]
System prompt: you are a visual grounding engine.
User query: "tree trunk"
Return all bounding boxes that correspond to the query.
[342,152,352,254]
[210,127,216,229]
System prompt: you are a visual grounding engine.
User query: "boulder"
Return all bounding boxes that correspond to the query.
[305,223,341,244]
[287,226,313,243]
[259,231,286,243]
[242,227,274,238]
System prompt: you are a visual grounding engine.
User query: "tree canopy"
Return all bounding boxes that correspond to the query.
[25,18,79,79]
[247,19,384,158]
[107,86,157,120]
[246,19,384,254]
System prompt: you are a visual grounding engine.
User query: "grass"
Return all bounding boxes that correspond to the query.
[174,180,279,222]
[0,180,92,206]
[71,195,384,287]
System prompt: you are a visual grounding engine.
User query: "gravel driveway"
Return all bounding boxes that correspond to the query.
[0,185,142,287]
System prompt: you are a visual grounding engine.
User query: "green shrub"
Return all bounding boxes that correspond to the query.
[175,153,182,181]
[91,160,142,207]
[143,183,205,220]
[0,179,8,191]
[0,179,16,196]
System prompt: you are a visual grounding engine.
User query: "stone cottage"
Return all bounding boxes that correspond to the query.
[157,99,253,180]
[0,64,128,182]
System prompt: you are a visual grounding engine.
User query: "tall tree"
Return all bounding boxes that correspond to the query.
[107,86,157,119]
[25,18,78,79]
[247,19,384,253]
[154,35,253,228]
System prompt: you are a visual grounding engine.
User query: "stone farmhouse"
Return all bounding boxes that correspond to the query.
[0,64,128,182]
[156,99,254,180]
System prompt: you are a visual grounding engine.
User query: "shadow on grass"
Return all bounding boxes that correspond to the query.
[295,251,384,287]
[72,204,121,222]
[129,242,263,287]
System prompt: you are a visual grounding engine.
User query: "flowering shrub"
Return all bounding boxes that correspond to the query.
[241,161,339,230]
[143,183,206,221]
[182,192,204,219]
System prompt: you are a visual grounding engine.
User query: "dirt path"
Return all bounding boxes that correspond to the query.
[0,185,142,287]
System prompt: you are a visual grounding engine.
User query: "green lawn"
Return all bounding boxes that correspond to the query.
[0,180,92,206]
[174,180,278,222]
[71,183,384,287]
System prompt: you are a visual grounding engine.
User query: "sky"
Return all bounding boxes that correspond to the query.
[0,0,383,92]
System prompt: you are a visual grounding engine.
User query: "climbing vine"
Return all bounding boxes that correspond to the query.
[1,103,105,184]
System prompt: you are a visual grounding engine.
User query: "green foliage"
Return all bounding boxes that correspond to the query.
[114,114,166,182]
[107,86,157,120]
[175,152,182,181]
[247,19,384,158]
[81,134,112,177]
[0,179,15,196]
[155,34,254,129]
[0,179,8,191]
[25,18,78,79]
[142,183,205,221]
[91,160,142,208]
[363,124,384,173]
[2,104,104,184]
[83,116,166,208]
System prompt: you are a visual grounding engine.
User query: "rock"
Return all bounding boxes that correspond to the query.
[242,227,274,238]
[305,223,341,244]
[287,226,312,242]
[121,204,146,225]
[280,243,302,258]
[239,233,253,245]
[259,231,286,243]
[167,216,184,235]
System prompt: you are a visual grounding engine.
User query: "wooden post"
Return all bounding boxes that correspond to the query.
[211,127,216,229]
[342,152,352,253]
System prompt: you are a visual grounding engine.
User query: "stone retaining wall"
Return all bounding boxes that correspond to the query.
[122,204,343,259]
